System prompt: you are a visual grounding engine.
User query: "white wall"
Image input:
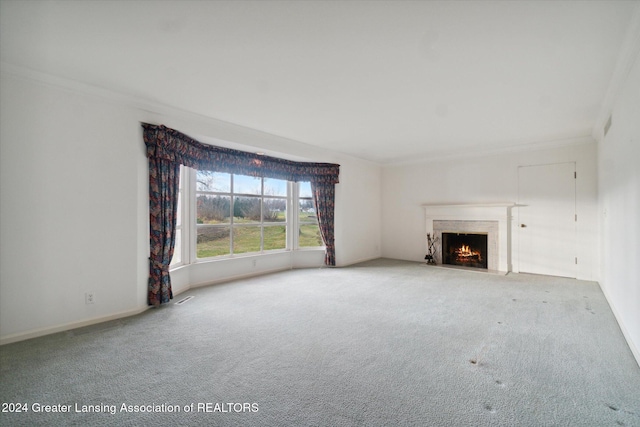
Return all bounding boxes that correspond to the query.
[334,156,382,266]
[381,141,598,281]
[0,70,382,343]
[597,51,640,363]
[0,74,147,343]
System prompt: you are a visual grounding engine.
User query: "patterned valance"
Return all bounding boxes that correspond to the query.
[142,123,340,184]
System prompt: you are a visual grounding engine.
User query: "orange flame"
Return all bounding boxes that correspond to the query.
[455,245,482,261]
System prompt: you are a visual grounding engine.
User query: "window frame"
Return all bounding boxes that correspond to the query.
[194,170,290,260]
[170,168,325,269]
[294,181,324,250]
[169,165,187,268]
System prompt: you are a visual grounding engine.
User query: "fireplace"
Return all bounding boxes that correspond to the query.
[423,203,514,273]
[442,232,488,269]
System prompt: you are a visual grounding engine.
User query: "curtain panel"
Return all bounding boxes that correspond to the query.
[311,182,337,266]
[143,123,340,305]
[147,156,180,306]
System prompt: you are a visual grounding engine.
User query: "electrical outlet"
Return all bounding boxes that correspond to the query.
[85,292,95,304]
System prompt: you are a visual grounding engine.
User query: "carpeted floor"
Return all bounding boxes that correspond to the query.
[1,258,639,426]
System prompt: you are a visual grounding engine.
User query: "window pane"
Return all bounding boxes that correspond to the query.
[197,195,230,224]
[299,181,312,198]
[170,230,181,266]
[263,198,286,222]
[197,171,230,192]
[264,225,286,250]
[264,178,287,196]
[299,199,317,223]
[299,223,323,247]
[234,174,261,195]
[234,196,261,223]
[197,226,230,258]
[232,226,262,254]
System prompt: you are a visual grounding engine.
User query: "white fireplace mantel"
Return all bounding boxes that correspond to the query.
[422,202,516,215]
[423,203,516,273]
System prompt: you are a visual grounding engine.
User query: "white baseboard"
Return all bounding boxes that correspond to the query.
[0,265,308,346]
[598,282,640,368]
[187,266,294,290]
[0,306,151,346]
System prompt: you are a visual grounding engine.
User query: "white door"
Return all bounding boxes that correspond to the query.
[518,162,576,278]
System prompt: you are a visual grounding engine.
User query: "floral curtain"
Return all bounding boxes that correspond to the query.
[311,181,337,266]
[143,123,340,305]
[142,124,339,184]
[147,156,180,306]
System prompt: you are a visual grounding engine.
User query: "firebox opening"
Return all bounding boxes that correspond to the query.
[442,232,488,269]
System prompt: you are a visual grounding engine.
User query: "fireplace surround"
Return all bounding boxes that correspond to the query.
[423,203,515,273]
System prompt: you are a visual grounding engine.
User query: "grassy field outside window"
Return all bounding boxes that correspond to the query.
[195,172,321,258]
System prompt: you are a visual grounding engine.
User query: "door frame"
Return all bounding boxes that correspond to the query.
[515,161,577,278]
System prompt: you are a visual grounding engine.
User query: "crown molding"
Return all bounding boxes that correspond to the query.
[592,3,640,142]
[0,61,604,168]
[0,61,298,145]
[0,62,378,166]
[1,61,145,109]
[383,135,596,167]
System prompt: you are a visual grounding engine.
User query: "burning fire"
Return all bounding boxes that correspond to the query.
[455,244,482,262]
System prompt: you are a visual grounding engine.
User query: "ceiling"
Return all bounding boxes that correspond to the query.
[1,0,637,163]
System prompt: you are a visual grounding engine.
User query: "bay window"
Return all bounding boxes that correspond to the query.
[143,123,338,305]
[172,169,322,263]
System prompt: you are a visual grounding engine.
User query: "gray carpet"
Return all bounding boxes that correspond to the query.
[1,258,639,426]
